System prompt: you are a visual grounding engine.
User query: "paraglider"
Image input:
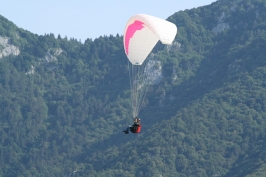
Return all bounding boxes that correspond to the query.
[123,14,177,133]
[123,117,141,134]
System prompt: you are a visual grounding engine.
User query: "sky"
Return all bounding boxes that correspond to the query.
[0,0,217,43]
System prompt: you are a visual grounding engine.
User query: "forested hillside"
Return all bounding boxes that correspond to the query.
[1,0,266,176]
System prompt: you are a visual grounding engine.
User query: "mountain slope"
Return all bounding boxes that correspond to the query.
[1,0,266,176]
[78,0,266,176]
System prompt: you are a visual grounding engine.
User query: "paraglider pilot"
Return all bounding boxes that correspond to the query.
[123,117,142,134]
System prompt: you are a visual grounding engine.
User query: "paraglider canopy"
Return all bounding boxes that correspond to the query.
[123,14,177,118]
[124,14,177,65]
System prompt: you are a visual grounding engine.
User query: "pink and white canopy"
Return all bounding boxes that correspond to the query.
[123,14,177,65]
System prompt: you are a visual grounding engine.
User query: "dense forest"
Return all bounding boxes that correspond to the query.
[1,0,266,176]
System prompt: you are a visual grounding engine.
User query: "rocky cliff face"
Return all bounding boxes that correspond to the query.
[0,36,20,59]
[212,12,230,33]
[44,48,63,63]
[145,57,163,85]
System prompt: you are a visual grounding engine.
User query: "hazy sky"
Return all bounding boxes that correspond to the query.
[0,0,217,42]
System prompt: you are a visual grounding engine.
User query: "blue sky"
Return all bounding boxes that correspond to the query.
[0,0,216,42]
